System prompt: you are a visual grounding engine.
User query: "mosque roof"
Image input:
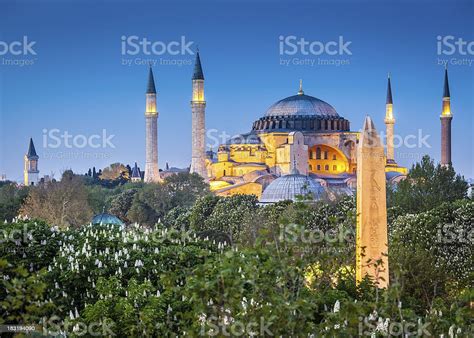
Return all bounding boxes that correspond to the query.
[263,93,339,118]
[260,173,326,203]
[91,213,124,226]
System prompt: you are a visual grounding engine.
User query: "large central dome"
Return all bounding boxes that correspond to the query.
[264,94,339,118]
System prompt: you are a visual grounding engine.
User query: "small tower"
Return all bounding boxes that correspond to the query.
[440,67,453,166]
[190,50,208,179]
[24,138,39,185]
[384,74,396,164]
[131,162,142,182]
[144,66,160,182]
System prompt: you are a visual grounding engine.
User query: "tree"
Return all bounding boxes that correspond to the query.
[388,155,468,213]
[127,184,171,226]
[200,194,259,243]
[0,182,29,222]
[100,163,130,182]
[109,189,138,223]
[164,172,209,208]
[20,173,93,228]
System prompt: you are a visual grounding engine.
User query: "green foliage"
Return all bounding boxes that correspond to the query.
[0,182,29,222]
[388,155,468,213]
[390,199,473,285]
[1,187,472,336]
[191,194,259,243]
[108,188,138,223]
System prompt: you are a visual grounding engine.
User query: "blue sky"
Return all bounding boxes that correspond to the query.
[0,0,473,181]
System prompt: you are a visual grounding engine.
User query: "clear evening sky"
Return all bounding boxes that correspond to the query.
[1,0,473,181]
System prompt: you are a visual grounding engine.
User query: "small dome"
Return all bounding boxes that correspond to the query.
[260,174,326,203]
[264,94,338,118]
[91,213,124,226]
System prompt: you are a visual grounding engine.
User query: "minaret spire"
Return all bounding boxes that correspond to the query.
[144,66,160,182]
[24,138,39,185]
[192,50,204,81]
[384,73,396,164]
[190,50,208,179]
[440,67,453,166]
[386,73,393,104]
[443,66,450,98]
[298,79,304,95]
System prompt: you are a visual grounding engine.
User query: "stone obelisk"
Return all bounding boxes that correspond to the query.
[356,116,389,288]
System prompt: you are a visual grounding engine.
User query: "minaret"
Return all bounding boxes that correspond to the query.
[440,67,453,166]
[190,50,208,179]
[131,162,141,182]
[144,66,160,182]
[384,74,396,164]
[24,138,39,185]
[356,116,389,288]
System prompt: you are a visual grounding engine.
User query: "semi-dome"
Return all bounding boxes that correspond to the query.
[264,94,339,118]
[260,173,326,203]
[91,213,124,226]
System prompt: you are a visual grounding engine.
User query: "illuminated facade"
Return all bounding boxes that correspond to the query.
[207,79,407,200]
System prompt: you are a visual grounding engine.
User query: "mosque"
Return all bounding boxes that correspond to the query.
[24,53,456,205]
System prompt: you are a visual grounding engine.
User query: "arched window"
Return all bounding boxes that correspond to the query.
[333,154,337,160]
[333,165,337,171]
[324,151,328,160]
[316,147,321,159]
[325,165,329,171]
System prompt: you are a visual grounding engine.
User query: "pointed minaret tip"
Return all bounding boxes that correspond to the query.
[27,138,38,158]
[146,67,156,94]
[297,79,304,95]
[443,67,450,98]
[192,50,204,80]
[386,74,393,105]
[363,115,376,132]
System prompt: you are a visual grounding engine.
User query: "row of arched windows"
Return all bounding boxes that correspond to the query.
[253,118,349,131]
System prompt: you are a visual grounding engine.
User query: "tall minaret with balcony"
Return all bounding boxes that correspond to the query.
[384,74,396,165]
[190,51,208,179]
[440,67,453,166]
[144,66,160,182]
[24,138,39,185]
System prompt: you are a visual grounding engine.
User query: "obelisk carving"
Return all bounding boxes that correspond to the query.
[356,116,389,288]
